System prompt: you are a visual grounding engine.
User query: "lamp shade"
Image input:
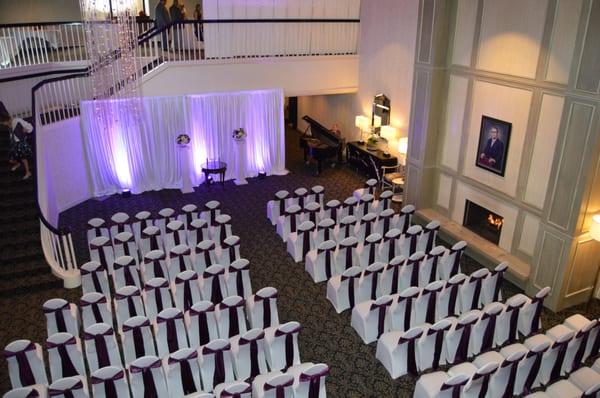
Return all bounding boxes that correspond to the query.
[355,115,370,131]
[380,125,397,142]
[373,115,382,129]
[398,137,408,155]
[590,214,600,242]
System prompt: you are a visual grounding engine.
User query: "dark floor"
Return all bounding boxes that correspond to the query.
[2,127,600,396]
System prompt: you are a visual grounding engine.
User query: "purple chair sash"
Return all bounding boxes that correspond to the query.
[80,295,107,324]
[221,299,244,337]
[301,226,316,260]
[239,331,265,378]
[423,286,443,324]
[299,368,330,398]
[168,351,199,394]
[275,325,301,369]
[275,194,287,215]
[384,235,399,261]
[472,370,492,398]
[453,320,475,364]
[123,318,151,358]
[428,254,441,284]
[113,257,137,287]
[468,274,486,311]
[264,378,294,398]
[176,274,199,312]
[189,304,215,345]
[366,238,381,266]
[222,384,252,398]
[144,255,166,279]
[448,247,463,277]
[379,213,392,234]
[202,343,231,386]
[501,358,520,398]
[370,300,392,338]
[342,242,358,270]
[222,240,239,263]
[360,218,373,237]
[440,378,468,398]
[4,342,37,387]
[489,268,505,303]
[157,312,184,354]
[217,220,232,244]
[130,359,162,398]
[204,272,224,304]
[327,203,340,221]
[318,224,334,242]
[80,265,106,294]
[90,242,110,268]
[573,329,590,370]
[522,348,547,394]
[46,336,79,378]
[115,290,141,318]
[196,242,216,267]
[48,379,83,398]
[142,231,160,251]
[424,225,439,253]
[446,282,460,317]
[406,257,420,288]
[204,203,221,226]
[363,269,381,300]
[294,191,307,209]
[144,279,169,313]
[256,291,277,328]
[428,324,451,369]
[91,369,124,398]
[43,301,70,334]
[528,296,544,336]
[305,208,319,224]
[84,328,113,368]
[397,293,417,331]
[285,211,298,234]
[504,303,525,345]
[340,274,358,308]
[387,262,402,295]
[317,247,334,279]
[398,331,423,376]
[480,311,499,353]
[230,263,250,297]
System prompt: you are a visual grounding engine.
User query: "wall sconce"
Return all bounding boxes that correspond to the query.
[398,136,408,166]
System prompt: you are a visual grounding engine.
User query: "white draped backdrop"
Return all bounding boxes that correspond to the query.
[80,89,286,197]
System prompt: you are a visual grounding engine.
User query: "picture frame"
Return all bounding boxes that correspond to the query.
[475,115,512,176]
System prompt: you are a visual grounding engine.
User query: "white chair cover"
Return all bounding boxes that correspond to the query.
[380,255,407,297]
[482,350,526,398]
[357,232,382,268]
[403,251,425,291]
[565,314,599,361]
[199,339,235,392]
[214,381,252,398]
[46,333,85,382]
[512,337,551,395]
[360,261,386,301]
[254,373,294,398]
[188,218,210,249]
[546,379,596,398]
[351,295,394,344]
[87,217,109,246]
[155,207,176,235]
[230,328,269,381]
[400,225,422,258]
[47,376,88,398]
[326,266,362,313]
[419,246,446,287]
[309,185,325,207]
[287,221,316,262]
[212,214,233,245]
[109,212,132,241]
[219,235,242,266]
[398,204,415,234]
[200,265,228,304]
[389,286,420,332]
[546,323,588,376]
[414,372,469,398]
[353,179,378,199]
[540,331,574,386]
[201,200,222,227]
[132,211,153,244]
[172,270,201,313]
[413,280,444,326]
[264,322,302,371]
[4,385,48,398]
[90,366,130,398]
[120,316,156,365]
[155,308,189,357]
[247,287,279,329]
[333,236,359,273]
[215,295,248,338]
[291,362,329,398]
[185,300,219,348]
[374,190,393,214]
[80,293,112,329]
[313,218,336,247]
[142,277,173,321]
[334,215,357,242]
[437,273,467,319]
[268,190,290,225]
[179,203,199,229]
[482,262,508,305]
[418,318,454,370]
[460,268,490,312]
[163,220,188,253]
[495,294,528,346]
[168,244,194,279]
[305,240,337,283]
[375,208,396,236]
[141,249,168,282]
[113,232,139,264]
[89,236,115,275]
[276,205,302,243]
[418,220,440,254]
[375,326,425,379]
[439,240,467,280]
[378,228,402,263]
[321,200,342,224]
[165,348,202,396]
[195,239,219,273]
[112,256,141,290]
[4,340,47,389]
[139,226,164,258]
[226,259,253,298]
[471,302,504,354]
[445,310,480,365]
[288,187,309,209]
[80,261,111,298]
[43,298,79,337]
[518,287,551,338]
[129,356,168,398]
[568,367,600,395]
[114,286,145,328]
[302,202,321,225]
[83,323,122,372]
[355,212,377,241]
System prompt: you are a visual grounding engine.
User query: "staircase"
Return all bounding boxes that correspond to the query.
[0,125,63,297]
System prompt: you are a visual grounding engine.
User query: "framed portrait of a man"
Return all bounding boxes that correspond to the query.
[475,116,511,176]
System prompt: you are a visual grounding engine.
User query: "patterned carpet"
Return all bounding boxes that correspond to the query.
[2,126,600,396]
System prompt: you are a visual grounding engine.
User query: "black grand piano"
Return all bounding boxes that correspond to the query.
[299,115,344,175]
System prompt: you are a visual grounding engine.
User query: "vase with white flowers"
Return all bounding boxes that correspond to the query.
[232,128,246,141]
[367,133,379,150]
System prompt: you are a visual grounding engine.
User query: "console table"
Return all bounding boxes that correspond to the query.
[201,160,227,187]
[346,141,398,178]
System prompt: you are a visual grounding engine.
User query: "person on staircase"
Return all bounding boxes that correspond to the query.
[0,113,33,180]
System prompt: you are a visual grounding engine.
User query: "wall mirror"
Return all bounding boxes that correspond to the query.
[372,93,390,133]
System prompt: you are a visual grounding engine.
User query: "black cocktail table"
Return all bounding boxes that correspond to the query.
[201,160,227,187]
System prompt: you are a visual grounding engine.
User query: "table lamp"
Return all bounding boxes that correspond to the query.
[398,137,408,166]
[380,125,397,156]
[355,115,370,143]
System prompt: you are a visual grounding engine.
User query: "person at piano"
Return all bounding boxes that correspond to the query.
[330,123,342,139]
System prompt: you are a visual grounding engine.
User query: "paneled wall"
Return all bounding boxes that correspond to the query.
[409,0,600,310]
[297,94,359,141]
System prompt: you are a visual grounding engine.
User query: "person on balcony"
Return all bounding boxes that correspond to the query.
[194,3,204,41]
[155,0,171,51]
[170,0,184,50]
[1,113,33,180]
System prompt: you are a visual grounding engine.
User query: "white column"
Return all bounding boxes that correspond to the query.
[234,138,248,185]
[180,144,194,193]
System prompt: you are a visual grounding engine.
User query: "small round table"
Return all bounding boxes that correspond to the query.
[201,160,227,187]
[392,177,404,203]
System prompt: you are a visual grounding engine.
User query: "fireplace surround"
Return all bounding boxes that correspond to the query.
[463,200,503,245]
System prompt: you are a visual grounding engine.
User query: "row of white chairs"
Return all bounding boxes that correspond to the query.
[88,224,238,275]
[87,201,224,246]
[527,360,600,398]
[414,313,600,398]
[327,262,507,319]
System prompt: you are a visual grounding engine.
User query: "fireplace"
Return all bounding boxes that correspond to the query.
[463,200,503,245]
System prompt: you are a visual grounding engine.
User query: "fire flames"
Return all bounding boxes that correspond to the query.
[487,213,503,230]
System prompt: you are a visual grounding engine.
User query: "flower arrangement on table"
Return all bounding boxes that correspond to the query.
[176,134,190,145]
[367,133,379,150]
[232,128,246,141]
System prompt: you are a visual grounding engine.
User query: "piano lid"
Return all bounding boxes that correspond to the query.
[302,115,341,147]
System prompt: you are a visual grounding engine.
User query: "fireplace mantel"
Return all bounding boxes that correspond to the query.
[416,208,530,288]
